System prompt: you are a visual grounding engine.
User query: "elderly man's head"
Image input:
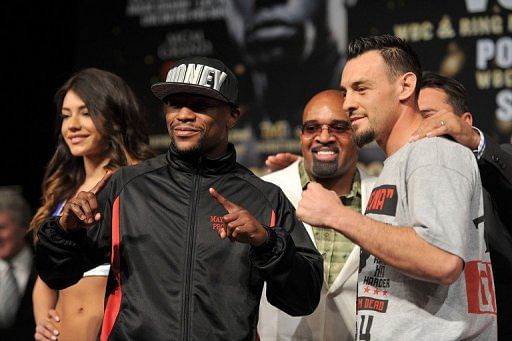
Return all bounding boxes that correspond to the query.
[0,188,31,260]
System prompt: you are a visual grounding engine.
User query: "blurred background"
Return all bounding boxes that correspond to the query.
[2,0,511,210]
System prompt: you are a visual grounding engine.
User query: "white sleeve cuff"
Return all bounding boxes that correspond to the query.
[472,127,486,160]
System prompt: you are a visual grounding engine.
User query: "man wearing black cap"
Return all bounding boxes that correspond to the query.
[34,57,323,341]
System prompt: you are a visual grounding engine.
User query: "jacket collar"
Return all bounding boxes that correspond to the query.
[166,143,237,175]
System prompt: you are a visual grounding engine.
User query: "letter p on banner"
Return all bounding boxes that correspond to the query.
[464,261,497,314]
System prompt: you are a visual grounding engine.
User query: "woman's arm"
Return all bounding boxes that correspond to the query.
[33,276,60,340]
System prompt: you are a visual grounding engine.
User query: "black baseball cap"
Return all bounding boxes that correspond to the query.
[151,56,239,107]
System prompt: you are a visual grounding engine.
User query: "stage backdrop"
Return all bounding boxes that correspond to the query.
[348,0,512,145]
[70,0,354,172]
[70,0,510,173]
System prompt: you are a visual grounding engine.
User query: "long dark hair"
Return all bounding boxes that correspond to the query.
[30,68,155,236]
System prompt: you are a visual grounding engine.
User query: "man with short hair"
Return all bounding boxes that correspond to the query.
[35,56,323,340]
[297,35,497,340]
[0,187,36,340]
[258,90,376,340]
[413,71,512,340]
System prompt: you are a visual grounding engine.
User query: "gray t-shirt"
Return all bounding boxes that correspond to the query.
[356,137,497,340]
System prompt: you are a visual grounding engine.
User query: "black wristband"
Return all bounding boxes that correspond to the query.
[254,225,277,252]
[46,216,68,234]
[264,225,277,245]
[39,216,83,248]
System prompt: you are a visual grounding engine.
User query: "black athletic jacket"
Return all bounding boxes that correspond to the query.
[36,144,323,341]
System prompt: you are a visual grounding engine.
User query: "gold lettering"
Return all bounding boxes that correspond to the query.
[437,15,456,39]
[394,24,409,40]
[493,69,504,88]
[459,15,503,37]
[149,134,171,150]
[475,69,512,89]
[256,139,301,154]
[259,120,291,139]
[229,127,252,143]
[475,70,492,89]
[393,21,433,42]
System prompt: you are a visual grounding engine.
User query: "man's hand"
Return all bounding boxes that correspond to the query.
[410,110,480,150]
[209,187,268,246]
[296,182,346,229]
[265,153,301,172]
[34,309,60,341]
[59,171,113,232]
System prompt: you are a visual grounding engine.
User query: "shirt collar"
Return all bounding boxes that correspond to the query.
[166,142,237,175]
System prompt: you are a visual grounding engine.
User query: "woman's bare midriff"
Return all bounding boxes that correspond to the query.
[55,276,107,341]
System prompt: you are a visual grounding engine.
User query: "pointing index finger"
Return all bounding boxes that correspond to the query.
[209,187,238,212]
[91,170,113,194]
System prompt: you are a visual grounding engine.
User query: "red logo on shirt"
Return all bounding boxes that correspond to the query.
[357,296,388,313]
[464,260,497,315]
[365,185,397,216]
[210,215,224,232]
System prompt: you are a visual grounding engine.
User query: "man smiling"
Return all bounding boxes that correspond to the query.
[258,90,375,340]
[297,35,497,340]
[35,57,323,341]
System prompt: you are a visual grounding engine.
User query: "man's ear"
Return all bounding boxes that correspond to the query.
[461,112,473,126]
[398,72,417,102]
[228,107,240,129]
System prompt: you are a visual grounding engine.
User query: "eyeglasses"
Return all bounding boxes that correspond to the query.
[301,121,352,138]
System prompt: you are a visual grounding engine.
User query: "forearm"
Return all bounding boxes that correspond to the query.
[36,217,96,289]
[328,210,463,285]
[33,276,58,324]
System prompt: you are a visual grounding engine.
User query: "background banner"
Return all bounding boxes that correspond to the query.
[70,0,512,174]
[348,0,512,144]
[71,0,356,171]
[3,0,510,208]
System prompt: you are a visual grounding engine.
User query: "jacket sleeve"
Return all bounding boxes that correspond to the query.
[478,135,512,230]
[35,183,114,290]
[249,189,323,316]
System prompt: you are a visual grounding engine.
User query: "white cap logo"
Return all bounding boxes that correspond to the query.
[166,63,228,91]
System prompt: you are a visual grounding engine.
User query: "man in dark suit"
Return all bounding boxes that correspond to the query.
[0,187,36,340]
[413,71,512,340]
